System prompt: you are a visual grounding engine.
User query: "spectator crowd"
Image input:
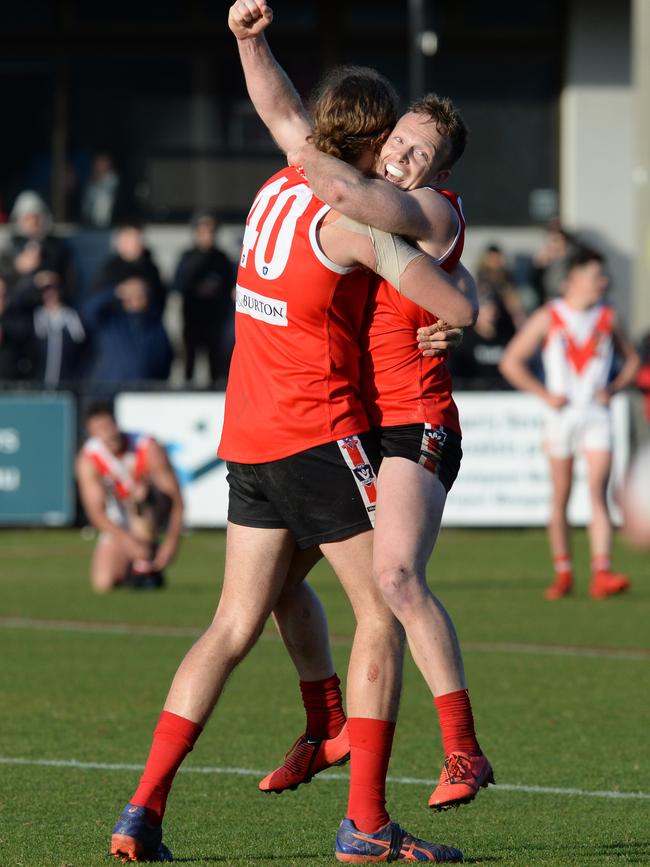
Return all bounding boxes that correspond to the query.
[1,188,649,413]
[0,191,235,394]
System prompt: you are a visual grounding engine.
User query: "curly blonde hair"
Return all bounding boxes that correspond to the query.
[309,66,399,164]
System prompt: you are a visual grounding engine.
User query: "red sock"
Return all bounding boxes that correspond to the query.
[299,674,346,739]
[346,718,395,834]
[434,689,481,757]
[553,555,573,586]
[131,711,203,825]
[591,554,610,574]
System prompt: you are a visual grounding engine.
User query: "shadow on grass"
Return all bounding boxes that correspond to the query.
[593,841,650,862]
[460,858,502,864]
[460,841,650,865]
[171,853,505,865]
[162,846,650,867]
[172,854,327,863]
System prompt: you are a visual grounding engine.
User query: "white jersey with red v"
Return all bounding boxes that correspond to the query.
[83,433,151,500]
[542,299,615,406]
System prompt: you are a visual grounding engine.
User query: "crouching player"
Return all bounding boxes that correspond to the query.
[76,401,184,592]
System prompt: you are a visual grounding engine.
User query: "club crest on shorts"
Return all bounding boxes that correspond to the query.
[338,436,377,488]
[420,426,447,472]
[352,463,375,486]
[425,427,447,447]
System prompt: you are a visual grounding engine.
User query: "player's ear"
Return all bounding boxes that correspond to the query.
[431,168,451,186]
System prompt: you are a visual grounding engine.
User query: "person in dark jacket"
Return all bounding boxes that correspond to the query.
[448,291,516,387]
[172,213,235,383]
[92,222,167,317]
[83,277,173,387]
[0,277,32,380]
[0,191,76,303]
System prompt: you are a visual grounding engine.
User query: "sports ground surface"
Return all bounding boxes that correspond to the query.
[1,527,649,866]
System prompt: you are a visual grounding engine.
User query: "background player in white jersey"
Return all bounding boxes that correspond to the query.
[229,0,493,815]
[76,401,184,592]
[499,248,640,599]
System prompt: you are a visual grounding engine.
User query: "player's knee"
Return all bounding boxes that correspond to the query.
[209,613,264,663]
[374,563,422,610]
[91,573,117,593]
[588,481,608,502]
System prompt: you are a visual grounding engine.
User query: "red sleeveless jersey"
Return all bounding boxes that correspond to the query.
[218,166,371,463]
[360,189,465,433]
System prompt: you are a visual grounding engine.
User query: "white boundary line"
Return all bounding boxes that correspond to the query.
[1,756,648,802]
[1,617,649,661]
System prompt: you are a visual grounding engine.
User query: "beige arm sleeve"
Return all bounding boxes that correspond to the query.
[335,216,424,292]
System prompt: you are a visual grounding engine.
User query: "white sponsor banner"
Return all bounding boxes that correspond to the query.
[116,393,228,527]
[443,392,630,527]
[115,391,630,529]
[235,285,288,326]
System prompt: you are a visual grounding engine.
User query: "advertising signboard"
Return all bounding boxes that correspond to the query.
[115,391,631,528]
[443,392,629,526]
[116,392,228,527]
[0,393,75,525]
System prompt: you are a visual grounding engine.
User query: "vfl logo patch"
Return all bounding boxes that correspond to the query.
[236,285,288,327]
[353,463,375,486]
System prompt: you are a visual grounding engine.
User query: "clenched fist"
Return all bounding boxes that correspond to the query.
[228,0,273,40]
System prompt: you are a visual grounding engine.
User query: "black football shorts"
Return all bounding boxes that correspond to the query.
[378,423,462,492]
[226,430,381,548]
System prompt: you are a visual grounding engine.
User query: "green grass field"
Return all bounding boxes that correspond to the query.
[1,527,649,866]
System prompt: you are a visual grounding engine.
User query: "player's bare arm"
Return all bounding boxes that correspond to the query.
[321,217,474,328]
[229,1,460,262]
[146,440,184,571]
[291,142,457,254]
[499,307,566,407]
[228,1,311,155]
[75,454,151,561]
[596,315,641,405]
[417,263,478,356]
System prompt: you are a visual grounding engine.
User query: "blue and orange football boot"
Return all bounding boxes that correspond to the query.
[335,819,463,862]
[259,722,350,793]
[428,752,494,811]
[110,804,173,862]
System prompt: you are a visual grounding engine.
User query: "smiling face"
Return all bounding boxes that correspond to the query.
[377,112,451,191]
